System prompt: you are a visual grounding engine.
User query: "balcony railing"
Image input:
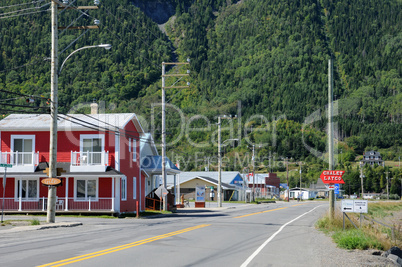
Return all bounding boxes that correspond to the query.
[0,151,39,172]
[70,151,109,172]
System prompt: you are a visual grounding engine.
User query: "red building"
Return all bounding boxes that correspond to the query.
[0,110,147,215]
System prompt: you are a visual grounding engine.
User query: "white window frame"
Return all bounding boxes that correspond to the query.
[133,177,137,199]
[128,138,132,152]
[79,134,105,153]
[11,135,35,165]
[11,135,35,152]
[74,178,99,201]
[121,176,127,201]
[14,178,39,201]
[132,139,137,162]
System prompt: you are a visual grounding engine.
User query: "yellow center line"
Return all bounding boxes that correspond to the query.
[291,203,310,207]
[234,207,288,218]
[37,224,211,267]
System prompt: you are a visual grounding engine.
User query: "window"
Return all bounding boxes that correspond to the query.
[121,177,127,201]
[128,138,131,152]
[11,135,35,165]
[75,179,97,200]
[132,139,137,162]
[80,135,104,165]
[16,179,38,200]
[133,177,137,199]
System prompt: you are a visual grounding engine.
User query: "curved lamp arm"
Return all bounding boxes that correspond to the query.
[59,44,111,75]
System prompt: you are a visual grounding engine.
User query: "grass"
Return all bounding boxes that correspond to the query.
[316,202,402,251]
[30,218,41,225]
[367,202,402,218]
[332,229,383,250]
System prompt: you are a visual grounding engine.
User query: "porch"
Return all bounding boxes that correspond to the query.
[1,197,115,213]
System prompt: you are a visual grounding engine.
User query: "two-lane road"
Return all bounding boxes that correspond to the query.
[0,202,328,267]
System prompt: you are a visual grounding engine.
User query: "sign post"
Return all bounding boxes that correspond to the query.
[1,164,12,223]
[155,185,169,211]
[341,199,368,229]
[320,170,345,220]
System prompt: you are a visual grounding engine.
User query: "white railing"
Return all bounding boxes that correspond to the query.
[70,151,109,172]
[1,197,114,211]
[0,151,39,172]
[71,151,109,166]
[0,151,39,166]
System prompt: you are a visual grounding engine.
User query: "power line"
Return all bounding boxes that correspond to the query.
[0,89,50,101]
[0,0,46,9]
[0,57,50,73]
[0,8,50,19]
[0,1,49,16]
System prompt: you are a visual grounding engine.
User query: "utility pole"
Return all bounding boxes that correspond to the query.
[48,0,59,224]
[386,171,389,200]
[218,116,222,207]
[360,162,364,197]
[161,60,189,211]
[48,0,100,223]
[252,145,256,201]
[299,162,302,201]
[286,157,289,202]
[328,58,335,220]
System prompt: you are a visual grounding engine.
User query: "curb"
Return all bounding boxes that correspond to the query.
[1,222,83,233]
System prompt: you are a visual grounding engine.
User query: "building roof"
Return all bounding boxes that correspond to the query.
[167,175,236,190]
[141,155,180,175]
[363,151,381,157]
[174,171,243,185]
[0,113,144,133]
[0,162,124,178]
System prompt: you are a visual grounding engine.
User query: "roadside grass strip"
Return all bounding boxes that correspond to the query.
[234,207,288,218]
[37,224,211,267]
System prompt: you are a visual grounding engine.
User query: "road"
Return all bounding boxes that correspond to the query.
[0,201,328,267]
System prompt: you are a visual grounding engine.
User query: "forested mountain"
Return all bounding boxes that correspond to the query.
[0,0,401,192]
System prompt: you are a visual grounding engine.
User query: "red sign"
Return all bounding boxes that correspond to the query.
[41,178,62,186]
[320,170,345,184]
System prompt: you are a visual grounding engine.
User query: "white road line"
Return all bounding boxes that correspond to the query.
[240,205,323,267]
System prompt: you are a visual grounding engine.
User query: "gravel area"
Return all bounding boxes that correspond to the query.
[312,228,399,267]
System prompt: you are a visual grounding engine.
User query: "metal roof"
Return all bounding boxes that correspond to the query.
[175,171,243,185]
[0,113,144,133]
[141,155,180,175]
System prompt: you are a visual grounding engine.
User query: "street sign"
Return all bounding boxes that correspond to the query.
[341,199,354,212]
[41,178,62,186]
[0,163,12,168]
[341,199,368,213]
[326,185,335,190]
[353,200,368,213]
[320,170,345,184]
[154,185,168,199]
[334,184,340,194]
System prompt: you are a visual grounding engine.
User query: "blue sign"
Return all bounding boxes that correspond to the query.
[334,184,340,194]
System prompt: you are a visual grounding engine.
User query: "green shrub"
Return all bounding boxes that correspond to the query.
[30,218,40,225]
[332,229,383,250]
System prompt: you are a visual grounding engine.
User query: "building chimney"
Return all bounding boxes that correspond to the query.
[90,102,98,114]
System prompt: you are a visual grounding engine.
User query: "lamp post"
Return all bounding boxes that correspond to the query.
[47,44,111,223]
[217,115,237,207]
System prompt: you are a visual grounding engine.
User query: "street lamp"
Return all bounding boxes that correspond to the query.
[59,44,112,74]
[47,44,112,223]
[217,115,237,207]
